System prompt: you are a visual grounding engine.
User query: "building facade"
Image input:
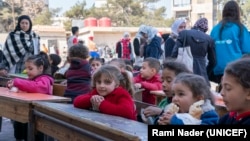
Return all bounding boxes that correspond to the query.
[172,0,214,32]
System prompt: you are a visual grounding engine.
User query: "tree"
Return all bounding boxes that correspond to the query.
[0,0,22,32]
[64,0,89,19]
[33,8,61,25]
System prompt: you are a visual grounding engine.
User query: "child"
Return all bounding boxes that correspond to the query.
[134,57,162,105]
[73,65,136,120]
[7,51,53,94]
[142,60,190,123]
[49,53,62,77]
[89,57,104,74]
[158,73,219,125]
[6,51,52,141]
[64,44,91,103]
[108,58,134,95]
[219,58,250,124]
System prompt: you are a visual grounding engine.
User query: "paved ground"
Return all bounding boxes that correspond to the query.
[0,117,15,141]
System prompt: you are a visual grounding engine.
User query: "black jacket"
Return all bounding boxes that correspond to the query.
[171,29,216,85]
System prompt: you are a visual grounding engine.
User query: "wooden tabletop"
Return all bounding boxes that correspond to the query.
[8,73,28,79]
[33,101,148,141]
[0,87,71,103]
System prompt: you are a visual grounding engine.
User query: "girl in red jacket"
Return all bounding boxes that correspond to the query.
[74,65,136,120]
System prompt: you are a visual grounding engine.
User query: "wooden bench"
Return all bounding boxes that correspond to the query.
[32,101,148,141]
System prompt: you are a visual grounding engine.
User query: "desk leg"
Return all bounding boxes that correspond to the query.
[28,110,35,141]
[0,116,2,132]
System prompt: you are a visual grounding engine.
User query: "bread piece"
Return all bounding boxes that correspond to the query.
[164,103,179,114]
[189,100,204,119]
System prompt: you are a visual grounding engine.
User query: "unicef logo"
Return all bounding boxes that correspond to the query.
[226,39,232,44]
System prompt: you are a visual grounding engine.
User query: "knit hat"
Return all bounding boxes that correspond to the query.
[193,18,208,33]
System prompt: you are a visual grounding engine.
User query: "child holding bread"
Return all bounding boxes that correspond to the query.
[158,73,219,125]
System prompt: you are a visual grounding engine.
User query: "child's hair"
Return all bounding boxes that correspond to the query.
[71,26,79,35]
[241,53,250,59]
[143,57,161,72]
[125,65,133,73]
[108,58,126,69]
[173,73,215,105]
[224,58,250,89]
[89,57,104,65]
[26,51,51,74]
[49,54,61,66]
[162,60,191,75]
[92,65,134,96]
[124,59,133,67]
[68,44,89,59]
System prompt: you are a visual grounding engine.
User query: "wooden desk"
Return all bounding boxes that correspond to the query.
[0,87,71,141]
[32,102,148,141]
[134,100,155,116]
[52,83,66,97]
[9,73,27,79]
[0,76,11,86]
[133,89,144,102]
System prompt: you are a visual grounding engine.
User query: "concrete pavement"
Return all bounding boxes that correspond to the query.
[0,117,16,141]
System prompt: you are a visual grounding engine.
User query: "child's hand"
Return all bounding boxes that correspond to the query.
[158,112,174,125]
[0,69,8,76]
[90,95,104,111]
[143,106,162,117]
[6,79,14,89]
[189,100,204,119]
[134,83,142,89]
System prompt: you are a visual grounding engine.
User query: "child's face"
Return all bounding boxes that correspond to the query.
[161,68,176,98]
[25,61,43,79]
[172,82,200,113]
[95,74,117,96]
[140,62,155,79]
[91,60,102,72]
[221,73,250,114]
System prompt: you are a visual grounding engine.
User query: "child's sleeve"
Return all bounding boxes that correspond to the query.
[140,81,162,91]
[73,94,92,109]
[13,77,51,94]
[170,114,201,125]
[99,94,135,120]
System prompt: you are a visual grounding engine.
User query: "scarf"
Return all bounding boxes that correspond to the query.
[2,30,40,71]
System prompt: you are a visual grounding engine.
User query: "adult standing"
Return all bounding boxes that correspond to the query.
[165,19,186,58]
[1,15,40,141]
[210,0,250,84]
[116,32,132,60]
[67,26,79,48]
[171,18,216,85]
[140,25,162,59]
[1,15,40,74]
[133,25,147,68]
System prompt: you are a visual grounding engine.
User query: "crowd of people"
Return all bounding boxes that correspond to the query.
[1,0,250,141]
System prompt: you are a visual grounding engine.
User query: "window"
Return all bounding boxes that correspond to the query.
[173,0,191,7]
[197,0,205,4]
